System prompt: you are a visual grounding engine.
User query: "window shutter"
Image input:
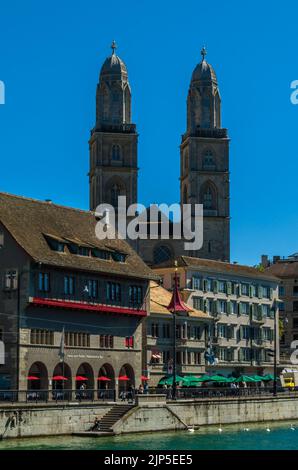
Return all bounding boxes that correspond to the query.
[258,285,262,299]
[270,288,274,300]
[227,301,231,315]
[203,279,207,292]
[227,282,232,295]
[258,304,262,317]
[249,285,253,298]
[213,280,218,294]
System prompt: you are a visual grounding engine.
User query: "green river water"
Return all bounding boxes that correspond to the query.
[0,420,298,450]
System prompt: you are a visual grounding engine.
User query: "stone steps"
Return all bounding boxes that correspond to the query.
[98,404,135,431]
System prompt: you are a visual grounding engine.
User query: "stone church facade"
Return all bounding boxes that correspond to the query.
[89,43,230,265]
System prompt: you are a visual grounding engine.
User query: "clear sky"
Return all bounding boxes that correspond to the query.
[0,0,297,266]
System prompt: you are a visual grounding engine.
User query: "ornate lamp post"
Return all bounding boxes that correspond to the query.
[167,267,191,400]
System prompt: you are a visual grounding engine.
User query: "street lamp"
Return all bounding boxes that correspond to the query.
[167,266,190,400]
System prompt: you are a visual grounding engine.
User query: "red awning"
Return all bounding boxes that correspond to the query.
[27,376,39,380]
[52,375,68,381]
[97,376,111,381]
[118,375,130,381]
[75,376,88,381]
[141,376,149,381]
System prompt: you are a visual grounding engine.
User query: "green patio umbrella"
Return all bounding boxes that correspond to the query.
[158,375,184,386]
[208,375,232,383]
[234,375,260,383]
[260,374,275,381]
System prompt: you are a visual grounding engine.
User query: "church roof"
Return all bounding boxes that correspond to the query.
[191,46,217,83]
[0,192,156,281]
[100,41,128,80]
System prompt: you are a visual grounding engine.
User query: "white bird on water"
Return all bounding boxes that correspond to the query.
[188,426,195,433]
[243,428,249,432]
[218,426,223,433]
[266,427,271,432]
[290,424,295,431]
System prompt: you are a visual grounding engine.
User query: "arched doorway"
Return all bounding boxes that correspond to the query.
[52,362,72,400]
[118,364,135,398]
[27,362,48,401]
[75,363,94,400]
[97,363,115,400]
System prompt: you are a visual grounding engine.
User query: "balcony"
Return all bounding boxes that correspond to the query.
[182,127,228,141]
[91,123,136,135]
[252,338,263,348]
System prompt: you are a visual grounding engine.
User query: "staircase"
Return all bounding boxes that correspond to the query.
[98,404,135,432]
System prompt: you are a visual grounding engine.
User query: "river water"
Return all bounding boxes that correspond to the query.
[0,420,298,450]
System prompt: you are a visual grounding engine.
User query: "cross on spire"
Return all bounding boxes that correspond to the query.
[201,45,207,61]
[111,40,117,55]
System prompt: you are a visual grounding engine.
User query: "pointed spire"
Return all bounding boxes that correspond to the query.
[201,45,207,61]
[111,40,117,55]
[167,264,191,313]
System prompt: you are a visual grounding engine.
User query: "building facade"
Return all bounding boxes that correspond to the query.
[0,193,154,398]
[89,44,230,265]
[147,281,211,386]
[263,253,298,366]
[153,256,280,376]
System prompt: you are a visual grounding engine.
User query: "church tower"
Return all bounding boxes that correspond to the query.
[180,47,230,261]
[89,41,138,211]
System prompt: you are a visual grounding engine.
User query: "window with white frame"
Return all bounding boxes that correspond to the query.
[218,280,226,293]
[241,283,249,296]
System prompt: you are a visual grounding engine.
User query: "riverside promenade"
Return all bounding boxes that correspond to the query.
[0,389,298,439]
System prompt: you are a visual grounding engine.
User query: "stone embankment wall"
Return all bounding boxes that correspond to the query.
[0,403,111,439]
[1,395,298,439]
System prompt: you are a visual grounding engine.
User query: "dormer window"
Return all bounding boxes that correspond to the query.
[111,252,126,263]
[44,235,65,253]
[92,248,111,260]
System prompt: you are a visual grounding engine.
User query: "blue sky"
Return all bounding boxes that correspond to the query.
[0,0,297,266]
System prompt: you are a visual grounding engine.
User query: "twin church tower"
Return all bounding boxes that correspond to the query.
[89,42,230,265]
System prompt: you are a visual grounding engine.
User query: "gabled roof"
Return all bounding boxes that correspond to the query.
[150,281,209,319]
[0,192,155,280]
[153,255,279,282]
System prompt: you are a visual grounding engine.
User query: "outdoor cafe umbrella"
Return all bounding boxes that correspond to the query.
[27,376,39,380]
[159,375,184,386]
[97,376,111,381]
[75,376,88,381]
[207,375,233,383]
[261,374,275,381]
[234,375,260,383]
[52,376,68,381]
[118,375,130,381]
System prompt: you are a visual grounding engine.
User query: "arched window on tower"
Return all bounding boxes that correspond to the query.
[201,182,217,214]
[203,150,216,170]
[112,144,121,161]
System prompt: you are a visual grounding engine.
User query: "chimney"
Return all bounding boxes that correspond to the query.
[261,255,269,268]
